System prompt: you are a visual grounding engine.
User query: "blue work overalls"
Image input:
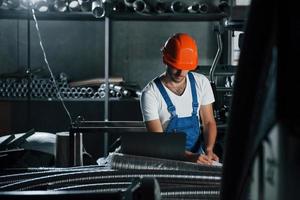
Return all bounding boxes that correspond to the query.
[154,72,202,153]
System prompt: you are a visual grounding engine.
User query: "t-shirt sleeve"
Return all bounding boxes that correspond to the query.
[140,88,160,122]
[201,76,215,105]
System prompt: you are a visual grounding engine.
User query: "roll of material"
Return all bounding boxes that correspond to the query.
[109,153,223,175]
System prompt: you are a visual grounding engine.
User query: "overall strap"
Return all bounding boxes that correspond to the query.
[188,72,199,115]
[154,77,176,117]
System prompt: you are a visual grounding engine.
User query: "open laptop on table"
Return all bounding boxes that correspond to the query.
[120,132,186,161]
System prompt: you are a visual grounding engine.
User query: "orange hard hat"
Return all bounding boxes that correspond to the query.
[161,33,198,70]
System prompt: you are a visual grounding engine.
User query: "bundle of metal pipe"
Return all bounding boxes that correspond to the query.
[1,0,228,15]
[118,0,228,14]
[1,0,20,9]
[98,83,134,98]
[0,77,140,100]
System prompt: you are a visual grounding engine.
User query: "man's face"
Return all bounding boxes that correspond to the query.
[166,65,189,83]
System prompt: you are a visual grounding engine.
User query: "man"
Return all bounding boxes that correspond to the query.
[140,33,219,165]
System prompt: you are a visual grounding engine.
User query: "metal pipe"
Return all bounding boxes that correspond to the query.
[80,87,87,94]
[187,2,200,13]
[86,87,93,96]
[93,92,100,98]
[70,87,77,93]
[73,92,80,98]
[209,29,223,82]
[198,3,209,14]
[34,0,49,12]
[54,182,131,191]
[122,89,130,97]
[123,0,135,8]
[4,0,20,9]
[152,0,166,14]
[109,89,116,97]
[135,90,141,97]
[53,0,68,12]
[170,0,187,13]
[92,0,105,18]
[99,90,105,98]
[99,83,106,91]
[69,0,80,11]
[78,0,91,11]
[112,85,122,92]
[115,92,122,98]
[218,1,229,13]
[104,16,110,157]
[133,0,150,13]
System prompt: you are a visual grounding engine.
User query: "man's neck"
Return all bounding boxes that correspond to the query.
[161,74,187,96]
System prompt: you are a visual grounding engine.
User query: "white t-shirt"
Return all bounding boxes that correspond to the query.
[140,72,215,130]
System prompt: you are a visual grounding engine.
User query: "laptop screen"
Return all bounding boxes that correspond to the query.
[120,132,186,161]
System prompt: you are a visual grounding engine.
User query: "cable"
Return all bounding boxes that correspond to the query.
[31,9,73,125]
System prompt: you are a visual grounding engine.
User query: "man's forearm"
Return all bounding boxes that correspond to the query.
[203,122,217,152]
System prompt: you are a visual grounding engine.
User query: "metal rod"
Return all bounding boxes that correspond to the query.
[209,28,223,82]
[104,16,110,156]
[26,6,32,131]
[69,131,75,166]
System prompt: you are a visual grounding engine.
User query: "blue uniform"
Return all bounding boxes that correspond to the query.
[154,72,202,153]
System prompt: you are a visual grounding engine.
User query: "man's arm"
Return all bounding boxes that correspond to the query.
[200,103,219,162]
[144,119,164,132]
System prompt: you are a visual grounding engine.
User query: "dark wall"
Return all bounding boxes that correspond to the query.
[0,19,105,81]
[0,19,218,87]
[110,21,218,87]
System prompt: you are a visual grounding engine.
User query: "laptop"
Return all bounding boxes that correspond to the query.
[120,132,186,161]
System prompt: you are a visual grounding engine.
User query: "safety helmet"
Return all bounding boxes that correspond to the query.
[161,33,198,70]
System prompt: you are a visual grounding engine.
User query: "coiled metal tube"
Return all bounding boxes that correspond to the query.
[0,168,220,191]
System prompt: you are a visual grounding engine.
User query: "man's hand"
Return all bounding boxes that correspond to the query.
[197,149,220,165]
[206,149,219,162]
[196,154,213,165]
[185,150,220,165]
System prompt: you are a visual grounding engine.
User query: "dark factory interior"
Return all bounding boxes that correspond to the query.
[0,0,299,199]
